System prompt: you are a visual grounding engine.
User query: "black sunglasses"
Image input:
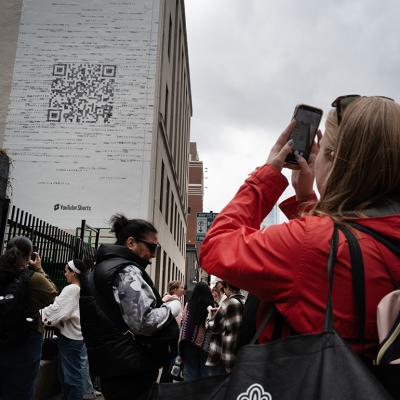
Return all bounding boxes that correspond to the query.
[331,95,394,125]
[136,239,160,253]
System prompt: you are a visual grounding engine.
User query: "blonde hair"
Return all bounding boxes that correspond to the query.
[313,97,400,219]
[168,280,182,295]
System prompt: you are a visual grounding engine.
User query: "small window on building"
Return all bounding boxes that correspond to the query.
[167,15,173,60]
[159,161,165,213]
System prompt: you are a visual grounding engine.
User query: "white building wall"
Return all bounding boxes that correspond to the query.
[3,0,160,228]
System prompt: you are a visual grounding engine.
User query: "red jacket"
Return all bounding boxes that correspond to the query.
[199,164,400,356]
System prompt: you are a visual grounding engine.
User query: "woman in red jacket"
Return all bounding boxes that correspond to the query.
[200,96,400,360]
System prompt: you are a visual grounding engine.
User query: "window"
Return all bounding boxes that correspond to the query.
[159,161,164,213]
[174,204,178,240]
[188,207,191,214]
[170,193,174,232]
[165,178,170,224]
[167,15,173,60]
[161,251,167,294]
[155,248,161,289]
[164,85,169,128]
[178,219,181,249]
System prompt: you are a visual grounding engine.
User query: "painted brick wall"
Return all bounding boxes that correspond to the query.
[3,0,160,228]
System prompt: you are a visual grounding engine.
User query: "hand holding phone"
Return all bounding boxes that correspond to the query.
[29,252,43,272]
[285,104,323,164]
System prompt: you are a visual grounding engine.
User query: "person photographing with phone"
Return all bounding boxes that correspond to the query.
[0,236,58,400]
[200,97,400,394]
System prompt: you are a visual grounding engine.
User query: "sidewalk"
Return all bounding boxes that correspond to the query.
[50,394,104,400]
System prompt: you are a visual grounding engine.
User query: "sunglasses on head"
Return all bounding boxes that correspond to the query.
[136,238,160,253]
[331,95,394,125]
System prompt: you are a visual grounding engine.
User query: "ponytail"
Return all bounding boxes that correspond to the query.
[109,214,157,246]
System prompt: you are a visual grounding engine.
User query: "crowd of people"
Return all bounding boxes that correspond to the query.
[0,96,399,399]
[0,225,246,400]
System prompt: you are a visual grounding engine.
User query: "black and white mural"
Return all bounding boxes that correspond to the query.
[4,0,160,228]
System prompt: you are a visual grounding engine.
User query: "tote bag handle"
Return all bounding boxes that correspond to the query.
[323,225,340,331]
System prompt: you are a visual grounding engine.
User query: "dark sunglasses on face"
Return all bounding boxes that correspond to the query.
[136,239,160,253]
[331,94,394,125]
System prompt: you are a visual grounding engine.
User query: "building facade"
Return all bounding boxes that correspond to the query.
[0,0,191,292]
[187,142,204,244]
[185,142,205,295]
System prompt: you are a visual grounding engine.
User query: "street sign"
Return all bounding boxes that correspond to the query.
[196,212,218,243]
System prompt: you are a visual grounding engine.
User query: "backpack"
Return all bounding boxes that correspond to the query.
[0,268,34,345]
[376,289,400,364]
[346,222,400,366]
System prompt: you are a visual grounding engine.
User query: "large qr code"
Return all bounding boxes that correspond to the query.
[47,63,116,123]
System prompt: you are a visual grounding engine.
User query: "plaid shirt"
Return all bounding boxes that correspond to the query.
[206,293,245,372]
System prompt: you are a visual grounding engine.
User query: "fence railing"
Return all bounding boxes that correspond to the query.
[0,198,98,290]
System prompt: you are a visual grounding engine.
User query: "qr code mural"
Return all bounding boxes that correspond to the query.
[47,63,116,123]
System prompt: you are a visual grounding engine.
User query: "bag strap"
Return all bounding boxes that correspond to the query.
[337,224,366,340]
[348,222,400,257]
[328,222,400,340]
[250,306,274,345]
[344,222,400,335]
[324,225,339,331]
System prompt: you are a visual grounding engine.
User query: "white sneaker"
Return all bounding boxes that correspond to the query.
[83,391,102,399]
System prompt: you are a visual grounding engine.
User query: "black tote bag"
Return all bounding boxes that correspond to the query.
[223,225,392,400]
[149,225,393,400]
[147,374,228,400]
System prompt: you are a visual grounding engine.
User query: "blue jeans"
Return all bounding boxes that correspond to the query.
[81,343,96,396]
[0,331,43,400]
[181,341,210,381]
[58,334,84,400]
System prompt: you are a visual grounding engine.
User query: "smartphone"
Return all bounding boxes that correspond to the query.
[31,245,38,261]
[285,104,323,164]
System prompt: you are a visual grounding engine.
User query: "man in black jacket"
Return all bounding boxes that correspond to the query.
[80,215,180,400]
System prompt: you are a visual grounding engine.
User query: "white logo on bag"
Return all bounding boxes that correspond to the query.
[236,383,272,400]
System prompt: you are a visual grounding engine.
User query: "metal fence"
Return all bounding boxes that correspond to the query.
[0,198,99,290]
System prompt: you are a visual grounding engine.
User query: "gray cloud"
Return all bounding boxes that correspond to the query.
[185,0,400,212]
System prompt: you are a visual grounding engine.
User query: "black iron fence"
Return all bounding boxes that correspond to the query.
[0,198,99,290]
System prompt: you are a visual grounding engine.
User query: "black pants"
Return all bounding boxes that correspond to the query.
[100,370,158,400]
[159,341,178,383]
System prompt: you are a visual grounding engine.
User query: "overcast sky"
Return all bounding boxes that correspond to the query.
[185,0,400,217]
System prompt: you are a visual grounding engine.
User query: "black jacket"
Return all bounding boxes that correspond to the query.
[80,245,178,377]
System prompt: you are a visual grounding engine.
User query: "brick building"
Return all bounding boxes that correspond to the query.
[185,142,204,296]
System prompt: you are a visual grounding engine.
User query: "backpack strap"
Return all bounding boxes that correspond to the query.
[347,222,400,258]
[336,225,366,340]
[231,294,244,308]
[339,222,400,342]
